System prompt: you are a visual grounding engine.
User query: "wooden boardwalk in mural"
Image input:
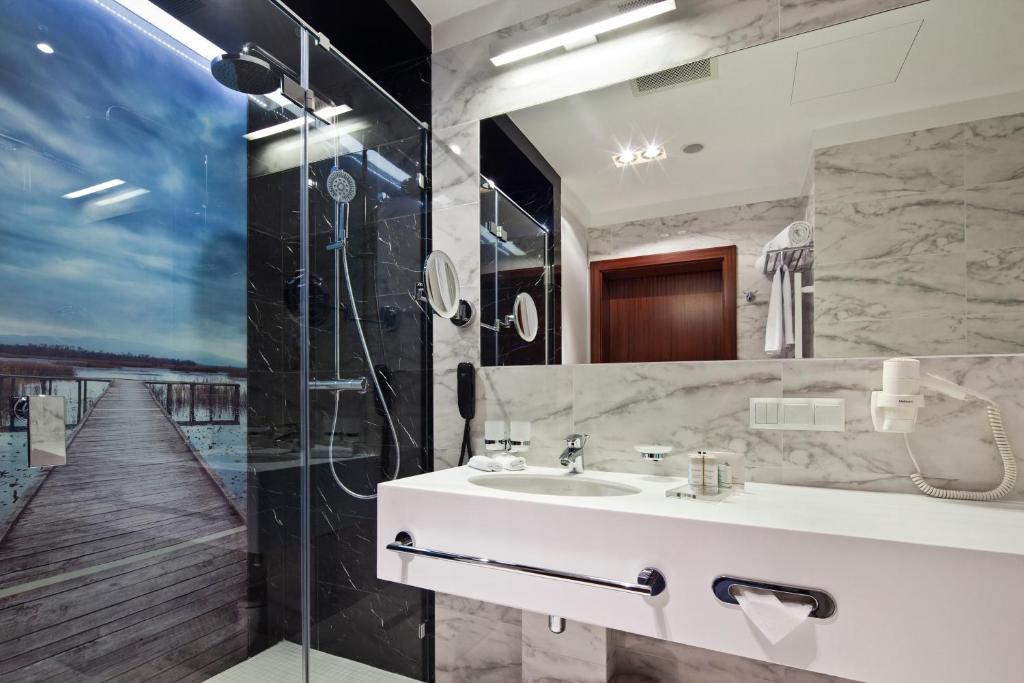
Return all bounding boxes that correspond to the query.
[0,380,249,682]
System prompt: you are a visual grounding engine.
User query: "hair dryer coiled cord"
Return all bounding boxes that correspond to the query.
[904,402,1017,501]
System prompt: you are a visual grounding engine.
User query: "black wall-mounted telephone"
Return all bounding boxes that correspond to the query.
[458,362,475,465]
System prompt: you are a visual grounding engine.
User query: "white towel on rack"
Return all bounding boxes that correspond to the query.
[782,266,794,347]
[755,221,813,272]
[765,268,785,356]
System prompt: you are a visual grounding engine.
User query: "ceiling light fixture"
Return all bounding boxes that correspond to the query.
[36,42,55,54]
[613,144,666,167]
[490,0,677,67]
[63,178,125,199]
[243,105,354,141]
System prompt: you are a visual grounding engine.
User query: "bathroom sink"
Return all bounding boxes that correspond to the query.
[469,474,640,497]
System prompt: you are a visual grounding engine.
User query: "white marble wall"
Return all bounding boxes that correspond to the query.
[474,354,1024,500]
[814,113,1024,357]
[610,631,859,682]
[590,197,807,360]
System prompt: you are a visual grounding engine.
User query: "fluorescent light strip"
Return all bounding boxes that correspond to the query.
[102,2,293,109]
[63,178,125,199]
[244,105,354,141]
[491,0,676,66]
[94,188,150,206]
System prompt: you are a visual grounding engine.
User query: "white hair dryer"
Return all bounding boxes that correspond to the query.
[871,358,1016,501]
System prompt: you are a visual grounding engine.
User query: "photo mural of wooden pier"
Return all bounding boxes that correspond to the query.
[0,380,248,681]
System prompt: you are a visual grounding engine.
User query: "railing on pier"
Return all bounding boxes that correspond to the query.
[1,374,112,431]
[145,382,242,426]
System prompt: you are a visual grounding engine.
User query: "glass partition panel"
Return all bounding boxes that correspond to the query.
[480,180,550,366]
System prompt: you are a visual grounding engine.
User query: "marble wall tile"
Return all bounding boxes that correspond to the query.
[478,365,573,464]
[966,313,1024,354]
[812,314,966,358]
[780,356,1024,499]
[966,246,1024,315]
[780,0,923,38]
[814,125,964,204]
[964,113,1024,187]
[611,631,786,683]
[571,361,784,479]
[815,191,965,263]
[432,123,482,211]
[814,252,965,324]
[964,179,1024,251]
[522,613,610,683]
[435,599,523,683]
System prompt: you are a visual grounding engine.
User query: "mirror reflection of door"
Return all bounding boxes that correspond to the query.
[591,246,737,363]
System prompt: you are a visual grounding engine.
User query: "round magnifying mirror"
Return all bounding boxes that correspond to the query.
[512,292,539,342]
[423,251,461,319]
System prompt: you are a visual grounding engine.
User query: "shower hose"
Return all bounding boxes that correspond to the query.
[327,239,400,500]
[903,396,1016,501]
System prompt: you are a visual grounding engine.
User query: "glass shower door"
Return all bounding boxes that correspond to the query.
[302,32,432,682]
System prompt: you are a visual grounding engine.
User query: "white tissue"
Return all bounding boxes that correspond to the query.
[468,455,503,472]
[733,587,812,644]
[492,454,526,471]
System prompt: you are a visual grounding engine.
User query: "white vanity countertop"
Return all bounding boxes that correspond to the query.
[382,465,1024,556]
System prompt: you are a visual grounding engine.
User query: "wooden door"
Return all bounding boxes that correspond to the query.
[590,246,737,363]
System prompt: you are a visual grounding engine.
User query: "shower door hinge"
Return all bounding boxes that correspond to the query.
[418,622,427,639]
[417,172,427,190]
[485,221,508,241]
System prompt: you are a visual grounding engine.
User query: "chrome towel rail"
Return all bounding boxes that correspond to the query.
[713,576,836,619]
[387,532,666,597]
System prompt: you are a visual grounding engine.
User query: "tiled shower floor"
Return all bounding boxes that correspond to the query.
[205,641,416,683]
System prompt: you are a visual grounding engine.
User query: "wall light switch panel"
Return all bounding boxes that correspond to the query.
[749,398,845,432]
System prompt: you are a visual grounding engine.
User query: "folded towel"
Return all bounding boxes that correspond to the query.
[755,221,813,272]
[468,455,503,472]
[782,266,794,347]
[493,454,526,471]
[765,268,785,356]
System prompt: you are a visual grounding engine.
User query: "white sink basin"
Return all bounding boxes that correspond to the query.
[469,474,641,497]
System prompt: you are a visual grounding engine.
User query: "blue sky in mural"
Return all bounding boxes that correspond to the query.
[0,0,248,366]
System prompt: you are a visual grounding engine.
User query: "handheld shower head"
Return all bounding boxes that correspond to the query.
[327,167,357,204]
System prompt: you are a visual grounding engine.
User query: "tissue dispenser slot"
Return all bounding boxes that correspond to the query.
[713,576,835,619]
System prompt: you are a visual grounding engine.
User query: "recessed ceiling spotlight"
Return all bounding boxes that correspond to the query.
[36,42,55,54]
[613,144,666,167]
[682,143,705,154]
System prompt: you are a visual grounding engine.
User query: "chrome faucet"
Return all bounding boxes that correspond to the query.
[559,434,588,474]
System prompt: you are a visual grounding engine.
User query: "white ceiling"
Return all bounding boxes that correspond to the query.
[409,0,500,24]
[507,0,1024,227]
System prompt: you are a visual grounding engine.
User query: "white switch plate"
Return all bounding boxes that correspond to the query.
[749,398,845,432]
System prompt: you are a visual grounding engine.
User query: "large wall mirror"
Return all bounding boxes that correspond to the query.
[486,0,1024,365]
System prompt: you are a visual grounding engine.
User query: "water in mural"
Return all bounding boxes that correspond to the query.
[0,0,248,528]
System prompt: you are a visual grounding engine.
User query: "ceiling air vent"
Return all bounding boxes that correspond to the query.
[615,0,665,12]
[631,58,718,96]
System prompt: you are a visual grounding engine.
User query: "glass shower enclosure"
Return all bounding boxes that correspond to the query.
[0,1,431,681]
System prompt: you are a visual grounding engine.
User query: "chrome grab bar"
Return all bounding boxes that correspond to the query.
[712,575,836,619]
[386,532,667,597]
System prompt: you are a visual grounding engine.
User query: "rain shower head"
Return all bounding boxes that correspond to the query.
[210,52,280,95]
[327,167,357,204]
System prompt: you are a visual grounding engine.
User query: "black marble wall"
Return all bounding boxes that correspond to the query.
[245,97,432,683]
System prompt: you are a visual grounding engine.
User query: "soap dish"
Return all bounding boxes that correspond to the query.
[635,444,672,462]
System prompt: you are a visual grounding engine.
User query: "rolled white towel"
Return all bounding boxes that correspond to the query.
[756,221,813,273]
[493,454,526,471]
[468,455,502,472]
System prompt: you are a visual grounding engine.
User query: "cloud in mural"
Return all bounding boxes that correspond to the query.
[0,0,248,367]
